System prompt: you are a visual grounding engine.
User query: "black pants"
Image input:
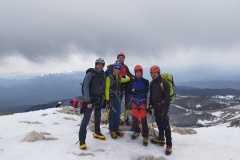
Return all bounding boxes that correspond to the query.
[154,112,172,146]
[132,117,149,137]
[79,105,101,141]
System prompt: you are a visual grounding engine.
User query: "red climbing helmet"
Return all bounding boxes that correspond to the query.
[150,65,160,73]
[134,65,143,74]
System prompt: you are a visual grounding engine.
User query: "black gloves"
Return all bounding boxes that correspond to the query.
[148,105,153,115]
[80,102,87,114]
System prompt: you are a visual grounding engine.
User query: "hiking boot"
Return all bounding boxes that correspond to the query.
[115,130,124,137]
[150,138,165,146]
[131,132,140,140]
[79,141,86,150]
[165,145,172,155]
[143,137,148,146]
[93,132,106,140]
[110,131,118,139]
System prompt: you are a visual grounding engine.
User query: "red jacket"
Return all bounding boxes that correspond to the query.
[71,98,79,108]
[120,62,134,78]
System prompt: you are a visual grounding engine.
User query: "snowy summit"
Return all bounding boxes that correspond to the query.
[0,107,239,160]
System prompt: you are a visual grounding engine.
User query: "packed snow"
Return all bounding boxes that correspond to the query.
[40,71,74,77]
[196,104,202,108]
[0,107,239,160]
[210,111,223,117]
[212,95,235,100]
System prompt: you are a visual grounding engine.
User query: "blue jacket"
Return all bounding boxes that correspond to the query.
[130,77,149,105]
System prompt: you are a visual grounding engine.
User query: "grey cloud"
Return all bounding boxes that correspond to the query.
[0,0,240,63]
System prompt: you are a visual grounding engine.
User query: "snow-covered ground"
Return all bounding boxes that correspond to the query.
[0,108,239,160]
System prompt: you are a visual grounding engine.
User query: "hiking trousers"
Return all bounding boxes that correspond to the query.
[79,105,101,141]
[132,103,149,138]
[108,98,121,132]
[154,111,172,146]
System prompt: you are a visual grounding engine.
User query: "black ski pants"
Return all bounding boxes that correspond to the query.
[154,112,172,146]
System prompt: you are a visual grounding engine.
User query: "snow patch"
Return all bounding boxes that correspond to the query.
[40,71,74,77]
[196,104,202,108]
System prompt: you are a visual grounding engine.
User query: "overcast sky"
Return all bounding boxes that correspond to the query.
[0,0,240,74]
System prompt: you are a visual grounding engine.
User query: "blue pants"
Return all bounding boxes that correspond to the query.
[108,98,121,132]
[79,105,101,141]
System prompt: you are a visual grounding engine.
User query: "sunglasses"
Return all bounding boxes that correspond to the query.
[114,67,121,70]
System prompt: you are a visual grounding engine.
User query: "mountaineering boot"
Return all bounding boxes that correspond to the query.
[115,130,124,137]
[93,132,106,140]
[151,138,165,146]
[131,132,140,140]
[119,119,124,125]
[79,141,87,150]
[110,131,118,139]
[143,137,148,146]
[165,145,172,155]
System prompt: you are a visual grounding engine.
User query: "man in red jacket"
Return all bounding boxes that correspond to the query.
[117,52,134,125]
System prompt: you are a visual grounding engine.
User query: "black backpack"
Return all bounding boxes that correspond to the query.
[81,68,96,96]
[81,68,105,96]
[104,64,114,77]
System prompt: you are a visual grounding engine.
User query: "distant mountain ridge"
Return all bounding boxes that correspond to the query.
[175,87,240,96]
[0,71,85,113]
[176,80,240,90]
[1,70,240,113]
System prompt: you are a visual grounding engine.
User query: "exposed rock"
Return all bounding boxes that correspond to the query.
[119,125,132,131]
[138,155,167,160]
[101,112,107,123]
[92,148,105,152]
[229,119,240,127]
[52,122,59,125]
[41,113,48,116]
[170,113,198,127]
[57,106,80,115]
[73,152,95,157]
[22,130,57,142]
[20,121,42,124]
[64,117,77,121]
[149,127,159,139]
[172,126,197,135]
[88,123,95,132]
